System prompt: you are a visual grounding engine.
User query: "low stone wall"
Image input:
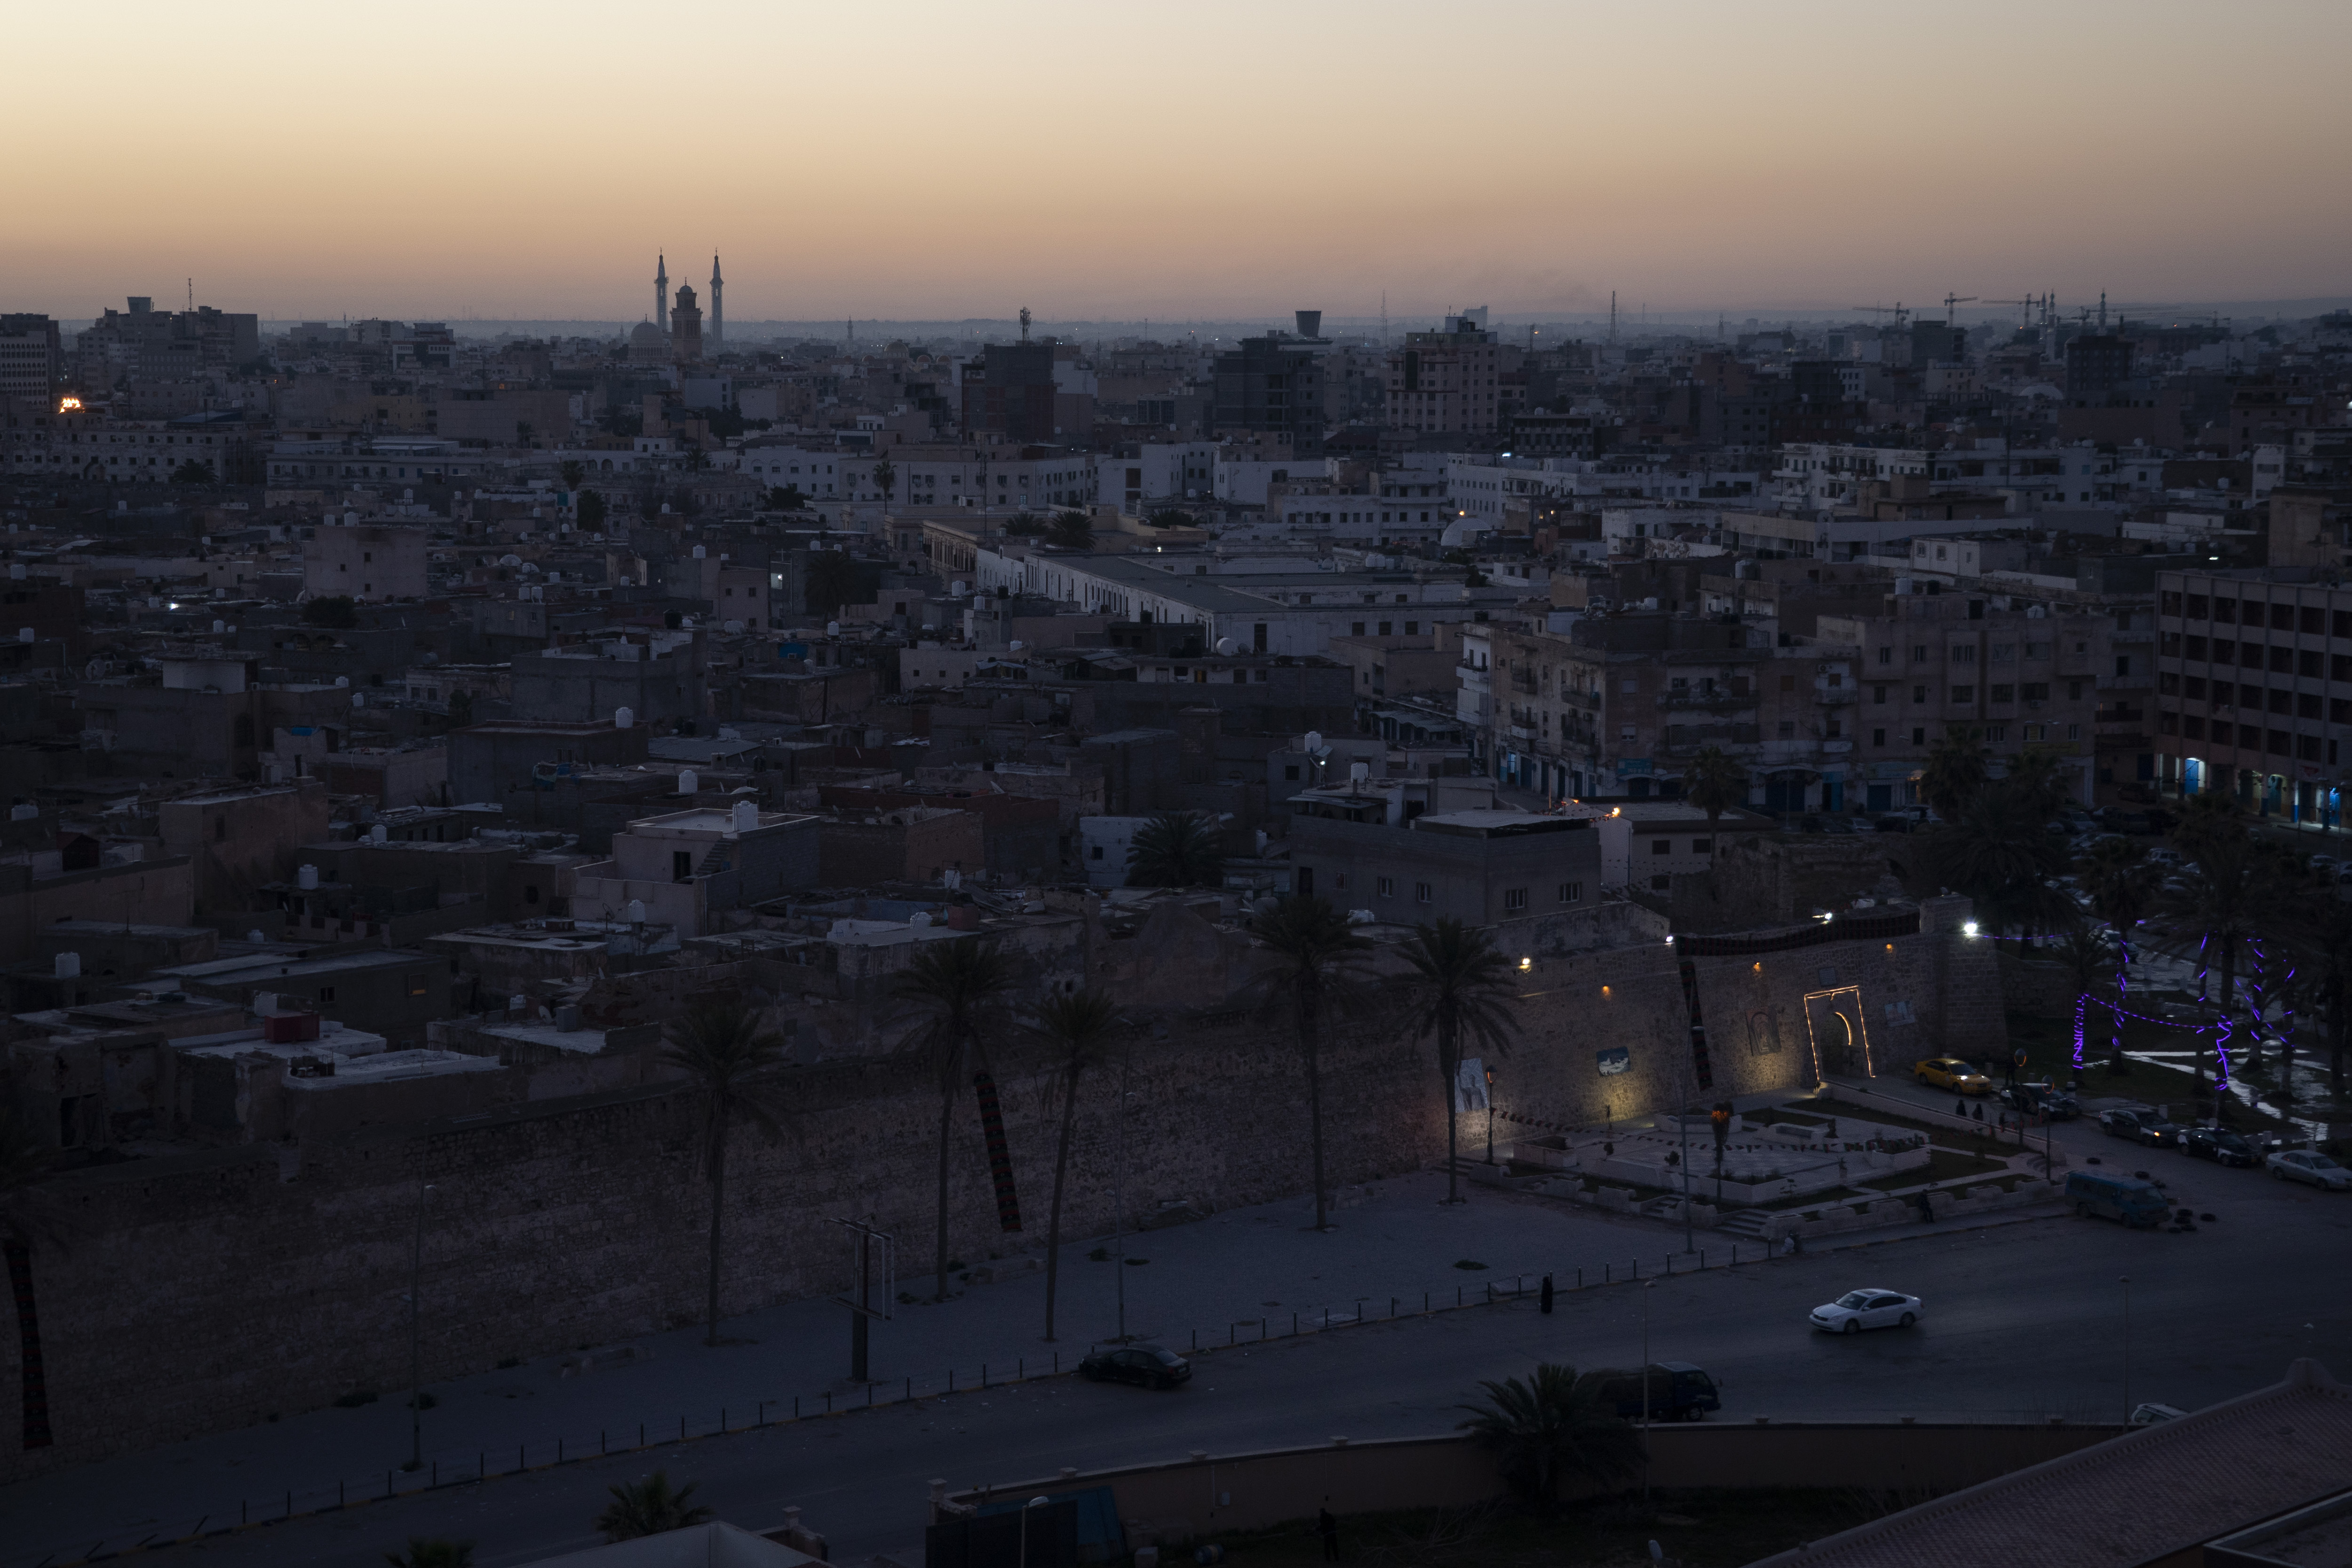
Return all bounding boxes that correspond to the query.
[1750,1176,2065,1243]
[946,1423,2126,1548]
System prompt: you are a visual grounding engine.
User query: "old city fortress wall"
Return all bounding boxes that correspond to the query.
[0,899,1994,1480]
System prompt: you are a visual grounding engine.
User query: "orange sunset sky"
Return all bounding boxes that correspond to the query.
[7,0,2348,325]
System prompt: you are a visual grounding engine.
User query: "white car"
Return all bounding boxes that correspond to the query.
[2266,1150,2352,1190]
[1810,1289,1924,1334]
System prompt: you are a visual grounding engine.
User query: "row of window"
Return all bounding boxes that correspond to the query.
[1870,681,2070,704]
[2161,712,2336,762]
[2172,638,2352,677]
[1869,724,2079,746]
[2161,593,2350,636]
[1874,641,2059,664]
[2165,677,2352,720]
[1322,871,1587,908]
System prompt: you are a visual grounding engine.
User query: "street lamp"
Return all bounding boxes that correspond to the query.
[1640,1280,1657,1504]
[2120,1276,2132,1424]
[1484,1067,1497,1164]
[1018,1495,1050,1567]
[406,1182,435,1472]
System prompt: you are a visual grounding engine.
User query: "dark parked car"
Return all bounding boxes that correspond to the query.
[1078,1343,1192,1389]
[2100,1108,2181,1147]
[1578,1362,1720,1421]
[2183,1125,2258,1167]
[2002,1083,2080,1121]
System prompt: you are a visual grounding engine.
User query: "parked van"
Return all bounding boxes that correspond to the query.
[2065,1170,2168,1229]
[1580,1362,1721,1421]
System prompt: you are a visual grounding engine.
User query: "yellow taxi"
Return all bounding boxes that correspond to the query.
[1914,1057,1994,1095]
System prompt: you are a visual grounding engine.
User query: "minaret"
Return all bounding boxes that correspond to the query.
[654,254,669,343]
[709,254,723,351]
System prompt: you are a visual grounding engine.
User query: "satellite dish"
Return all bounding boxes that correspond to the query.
[1215,637,1237,656]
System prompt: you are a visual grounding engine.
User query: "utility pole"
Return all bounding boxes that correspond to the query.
[1639,1280,1656,1504]
[406,1182,434,1472]
[1112,1044,1135,1342]
[1677,1091,1694,1254]
[2120,1276,2133,1423]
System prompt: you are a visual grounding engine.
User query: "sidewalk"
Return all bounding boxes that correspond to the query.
[0,1167,2065,1567]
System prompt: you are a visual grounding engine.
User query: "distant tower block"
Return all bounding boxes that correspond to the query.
[670,283,704,363]
[709,254,723,350]
[655,254,669,342]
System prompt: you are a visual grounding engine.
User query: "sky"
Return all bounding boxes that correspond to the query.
[7,0,2349,326]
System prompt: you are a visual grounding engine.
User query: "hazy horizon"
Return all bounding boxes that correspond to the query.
[8,0,2349,323]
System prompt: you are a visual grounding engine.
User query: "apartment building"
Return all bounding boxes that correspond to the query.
[2154,573,2352,824]
[1385,315,1501,437]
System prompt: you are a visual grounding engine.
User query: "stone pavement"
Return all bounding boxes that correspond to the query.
[0,1157,2062,1567]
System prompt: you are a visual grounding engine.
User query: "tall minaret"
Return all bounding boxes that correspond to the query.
[654,254,669,342]
[709,254,723,350]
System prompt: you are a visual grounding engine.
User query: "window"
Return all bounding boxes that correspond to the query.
[1778,720,1796,737]
[1990,685,2014,703]
[1691,838,1712,854]
[2066,724,2082,740]
[1950,645,1976,664]
[1415,881,1432,903]
[407,974,429,997]
[1650,874,1671,891]
[1621,677,1639,693]
[1376,876,1395,897]
[1912,685,1927,702]
[1652,838,1673,855]
[1912,727,1927,744]
[1872,728,1886,746]
[1557,881,1582,903]
[1983,725,2006,742]
[673,850,694,881]
[1913,645,1930,663]
[2022,682,2050,701]
[1503,887,1528,911]
[1284,764,1300,780]
[524,885,540,904]
[1780,675,1796,692]
[1872,685,1888,703]
[1332,872,1349,890]
[1951,685,1974,703]
[1877,647,1892,665]
[316,987,336,1004]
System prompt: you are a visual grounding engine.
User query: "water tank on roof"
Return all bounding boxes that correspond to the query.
[1350,761,1370,784]
[911,910,933,928]
[298,864,319,889]
[247,929,266,943]
[616,707,634,728]
[733,799,758,833]
[626,899,646,924]
[54,952,79,979]
[370,824,388,844]
[692,545,707,559]
[677,769,699,795]
[1009,639,1025,652]
[1215,637,1237,655]
[724,620,743,634]
[8,804,35,821]
[826,621,841,636]
[951,581,969,598]
[1304,731,1323,752]
[335,676,350,687]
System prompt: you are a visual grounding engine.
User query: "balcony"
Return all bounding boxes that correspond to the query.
[1657,690,1756,711]
[1814,686,1857,705]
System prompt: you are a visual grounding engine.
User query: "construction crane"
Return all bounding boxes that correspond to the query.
[1851,302,1910,326]
[1981,296,2040,330]
[1940,294,1978,324]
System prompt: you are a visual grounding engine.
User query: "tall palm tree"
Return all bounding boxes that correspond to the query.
[1047,509,1095,550]
[2169,789,2246,858]
[559,460,586,492]
[384,1539,475,1568]
[594,1472,714,1542]
[2002,749,2073,823]
[1245,897,1372,1231]
[1030,989,1122,1342]
[662,998,790,1347]
[893,937,1019,1301]
[1396,919,1522,1204]
[872,457,897,513]
[1919,783,2071,937]
[1681,745,1745,832]
[2151,836,2280,1091]
[1124,812,1224,888]
[2080,838,2160,1074]
[0,1092,61,1451]
[1917,727,1990,820]
[2303,896,2352,1103]
[1456,1363,1642,1504]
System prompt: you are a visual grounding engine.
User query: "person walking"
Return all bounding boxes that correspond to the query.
[1318,1503,1340,1561]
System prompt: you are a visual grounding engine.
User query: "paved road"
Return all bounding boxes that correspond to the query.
[24,1150,2347,1568]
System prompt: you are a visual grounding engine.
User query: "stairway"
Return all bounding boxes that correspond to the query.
[695,843,733,877]
[1716,1209,1774,1239]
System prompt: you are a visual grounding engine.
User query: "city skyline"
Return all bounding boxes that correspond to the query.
[8,0,2349,322]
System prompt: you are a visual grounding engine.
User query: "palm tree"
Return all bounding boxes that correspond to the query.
[893,937,1019,1301]
[1682,746,1745,832]
[2002,749,2073,823]
[2080,838,2160,1074]
[872,457,897,513]
[594,1472,714,1542]
[1456,1363,1642,1504]
[1918,784,2071,937]
[0,1093,62,1451]
[2170,789,2246,857]
[559,460,586,491]
[662,997,790,1347]
[2304,896,2352,1103]
[1917,727,1990,820]
[1124,812,1224,888]
[767,484,808,513]
[1047,509,1095,550]
[2151,836,2280,1092]
[1245,897,1372,1231]
[1031,989,1122,1342]
[384,1539,474,1568]
[1396,919,1523,1204]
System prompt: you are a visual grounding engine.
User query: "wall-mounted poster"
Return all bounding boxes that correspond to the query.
[1453,1057,1489,1113]
[1597,1046,1630,1076]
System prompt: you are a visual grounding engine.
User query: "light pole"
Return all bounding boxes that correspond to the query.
[1484,1067,1496,1164]
[1640,1279,1656,1504]
[406,1182,434,1472]
[1677,1094,1694,1255]
[1018,1495,1049,1567]
[1112,1046,1136,1344]
[2120,1276,2132,1424]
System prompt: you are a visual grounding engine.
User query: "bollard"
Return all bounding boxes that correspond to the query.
[757,1404,764,1429]
[1541,1274,1554,1314]
[983,1365,988,1389]
[679,1417,685,1441]
[1230,1323,1236,1346]
[869,1383,875,1407]
[241,1501,247,1525]
[1605,1263,1611,1284]
[1634,1258,1640,1278]
[519,1443,525,1473]
[950,1370,956,1393]
[432,1461,438,1486]
[1019,1358,1025,1379]
[387,1472,393,1500]
[720,1409,726,1434]
[1423,1292,1430,1313]
[792,1400,798,1420]
[1261,1317,1268,1341]
[1391,1297,1398,1317]
[559,1438,564,1462]
[906,1378,912,1401]
[1578,1267,1583,1289]
[339,1481,345,1508]
[603,1429,608,1454]
[286,1491,292,1520]
[1293,1313,1298,1336]
[826,1392,833,1412]
[640,1423,646,1446]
